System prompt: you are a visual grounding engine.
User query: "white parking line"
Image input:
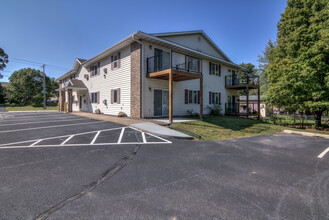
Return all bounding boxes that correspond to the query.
[0,126,172,149]
[0,121,105,134]
[0,118,89,127]
[0,127,125,147]
[0,116,79,122]
[60,135,74,145]
[318,147,329,158]
[0,141,172,149]
[117,128,125,144]
[29,139,42,146]
[90,131,101,144]
[142,132,146,143]
[129,126,172,143]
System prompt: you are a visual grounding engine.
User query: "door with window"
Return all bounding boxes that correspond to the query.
[154,89,169,116]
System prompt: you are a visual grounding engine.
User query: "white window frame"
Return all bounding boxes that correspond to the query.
[187,89,199,104]
[90,65,98,77]
[113,53,119,69]
[91,92,98,104]
[210,92,220,104]
[211,63,220,75]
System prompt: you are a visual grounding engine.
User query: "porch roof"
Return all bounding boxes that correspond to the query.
[57,79,87,91]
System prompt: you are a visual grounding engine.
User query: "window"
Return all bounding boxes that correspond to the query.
[187,56,200,73]
[111,88,120,104]
[209,62,221,76]
[209,92,220,104]
[71,74,76,80]
[90,65,98,76]
[113,89,118,103]
[111,52,121,70]
[187,90,200,104]
[91,92,98,103]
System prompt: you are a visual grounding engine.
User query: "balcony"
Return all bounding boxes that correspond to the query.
[225,103,259,116]
[225,74,259,89]
[146,51,202,81]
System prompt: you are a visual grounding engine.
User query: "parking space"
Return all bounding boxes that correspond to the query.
[1,112,329,219]
[0,112,171,148]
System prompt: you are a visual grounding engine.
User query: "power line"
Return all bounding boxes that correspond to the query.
[10,57,70,71]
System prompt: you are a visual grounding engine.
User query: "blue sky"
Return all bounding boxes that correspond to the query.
[0,0,286,82]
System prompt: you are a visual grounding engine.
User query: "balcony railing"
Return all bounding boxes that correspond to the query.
[225,74,259,87]
[147,51,202,75]
[225,103,259,115]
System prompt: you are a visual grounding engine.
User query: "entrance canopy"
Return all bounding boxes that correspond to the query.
[57,79,88,91]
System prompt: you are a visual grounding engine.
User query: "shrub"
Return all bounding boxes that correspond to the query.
[186,109,194,117]
[206,104,222,116]
[31,94,43,107]
[118,111,127,117]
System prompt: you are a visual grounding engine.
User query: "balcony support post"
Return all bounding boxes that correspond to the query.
[200,76,203,120]
[169,70,173,123]
[257,86,260,120]
[246,86,249,118]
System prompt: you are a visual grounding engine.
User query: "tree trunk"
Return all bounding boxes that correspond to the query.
[314,111,322,128]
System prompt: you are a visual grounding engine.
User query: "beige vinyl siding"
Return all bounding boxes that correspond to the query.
[76,46,131,116]
[160,34,227,61]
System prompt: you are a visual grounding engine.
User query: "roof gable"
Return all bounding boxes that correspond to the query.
[151,31,231,62]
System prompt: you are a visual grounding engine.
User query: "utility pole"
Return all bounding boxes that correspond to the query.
[42,64,46,109]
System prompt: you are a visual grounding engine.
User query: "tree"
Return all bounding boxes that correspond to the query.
[239,62,259,95]
[0,48,9,79]
[266,0,329,127]
[0,83,6,103]
[7,68,58,106]
[257,39,276,94]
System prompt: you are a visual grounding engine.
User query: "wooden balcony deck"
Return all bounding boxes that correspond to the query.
[146,68,202,82]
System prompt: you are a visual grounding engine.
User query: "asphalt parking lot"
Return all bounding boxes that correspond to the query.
[0,112,329,220]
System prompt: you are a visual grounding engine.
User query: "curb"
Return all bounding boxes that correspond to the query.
[168,126,201,139]
[283,130,329,139]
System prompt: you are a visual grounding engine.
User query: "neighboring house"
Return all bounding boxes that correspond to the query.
[57,30,260,121]
[240,95,265,117]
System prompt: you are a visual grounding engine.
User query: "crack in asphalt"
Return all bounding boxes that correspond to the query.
[34,144,141,220]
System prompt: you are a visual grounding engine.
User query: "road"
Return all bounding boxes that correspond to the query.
[0,112,328,220]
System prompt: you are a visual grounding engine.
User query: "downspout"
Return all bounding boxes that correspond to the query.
[132,34,144,118]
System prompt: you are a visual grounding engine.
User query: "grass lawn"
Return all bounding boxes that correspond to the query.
[5,105,58,111]
[171,116,329,141]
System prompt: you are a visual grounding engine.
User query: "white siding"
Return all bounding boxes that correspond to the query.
[159,34,228,61]
[75,46,131,116]
[142,41,239,117]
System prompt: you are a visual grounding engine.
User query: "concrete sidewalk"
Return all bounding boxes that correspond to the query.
[72,112,192,139]
[131,122,193,139]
